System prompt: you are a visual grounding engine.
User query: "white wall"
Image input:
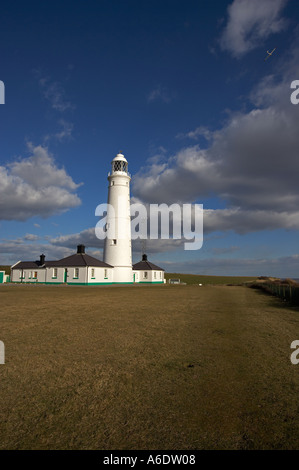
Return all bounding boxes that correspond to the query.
[87,267,113,284]
[11,266,115,284]
[11,268,45,283]
[133,270,164,283]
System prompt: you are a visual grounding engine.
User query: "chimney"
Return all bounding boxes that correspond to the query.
[77,244,85,254]
[40,254,45,265]
[142,254,147,261]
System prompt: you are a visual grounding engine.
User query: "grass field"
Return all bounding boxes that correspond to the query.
[164,272,257,285]
[0,283,299,449]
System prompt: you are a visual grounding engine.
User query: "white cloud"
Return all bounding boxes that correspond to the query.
[24,233,39,241]
[176,126,213,141]
[38,76,75,112]
[0,144,82,221]
[220,0,288,58]
[50,226,184,255]
[54,119,74,142]
[132,40,299,234]
[148,85,173,103]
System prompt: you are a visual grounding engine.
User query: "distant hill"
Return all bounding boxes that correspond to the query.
[0,266,10,274]
[164,272,257,285]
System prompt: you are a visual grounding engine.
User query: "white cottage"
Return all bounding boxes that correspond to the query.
[133,254,165,284]
[11,245,113,285]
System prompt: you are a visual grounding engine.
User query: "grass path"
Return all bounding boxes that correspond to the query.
[0,284,299,449]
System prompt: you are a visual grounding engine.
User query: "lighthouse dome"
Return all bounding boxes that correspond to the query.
[112,152,127,163]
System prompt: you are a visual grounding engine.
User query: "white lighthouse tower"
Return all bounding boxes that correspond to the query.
[103,153,133,283]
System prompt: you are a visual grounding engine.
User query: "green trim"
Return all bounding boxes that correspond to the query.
[45,282,64,284]
[87,282,114,285]
[52,277,57,279]
[139,281,164,284]
[11,281,160,286]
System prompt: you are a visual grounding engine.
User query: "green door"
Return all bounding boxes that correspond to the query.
[0,272,3,283]
[64,269,68,283]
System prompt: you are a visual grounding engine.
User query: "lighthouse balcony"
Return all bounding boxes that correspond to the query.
[108,171,131,177]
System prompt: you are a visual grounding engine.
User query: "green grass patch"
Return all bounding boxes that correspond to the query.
[164,272,257,285]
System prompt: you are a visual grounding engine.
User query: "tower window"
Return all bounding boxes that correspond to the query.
[111,239,117,245]
[113,161,128,173]
[113,161,122,172]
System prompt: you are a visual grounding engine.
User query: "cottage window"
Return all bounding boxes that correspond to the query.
[53,268,57,278]
[91,268,95,278]
[104,268,108,279]
[143,271,148,279]
[74,268,79,279]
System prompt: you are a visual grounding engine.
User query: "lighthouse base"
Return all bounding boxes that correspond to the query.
[112,266,133,283]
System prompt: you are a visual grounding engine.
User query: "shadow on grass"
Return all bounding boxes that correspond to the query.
[249,285,299,314]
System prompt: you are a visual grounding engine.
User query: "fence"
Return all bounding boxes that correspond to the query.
[252,280,299,305]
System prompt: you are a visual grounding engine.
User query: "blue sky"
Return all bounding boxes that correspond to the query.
[1,0,299,276]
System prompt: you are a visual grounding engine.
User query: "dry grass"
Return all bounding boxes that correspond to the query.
[0,283,299,449]
[165,272,257,285]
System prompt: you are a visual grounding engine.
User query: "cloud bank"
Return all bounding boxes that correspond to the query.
[132,41,299,235]
[0,144,82,221]
[220,0,288,58]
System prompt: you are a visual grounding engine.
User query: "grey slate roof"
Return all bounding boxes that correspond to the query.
[47,253,112,268]
[12,261,43,269]
[12,253,112,269]
[133,254,164,271]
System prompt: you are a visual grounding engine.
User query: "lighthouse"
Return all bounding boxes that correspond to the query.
[103,153,133,283]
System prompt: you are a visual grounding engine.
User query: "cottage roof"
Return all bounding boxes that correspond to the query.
[12,245,112,269]
[133,254,164,271]
[47,253,112,268]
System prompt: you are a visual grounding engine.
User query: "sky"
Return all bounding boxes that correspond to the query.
[1,0,299,276]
